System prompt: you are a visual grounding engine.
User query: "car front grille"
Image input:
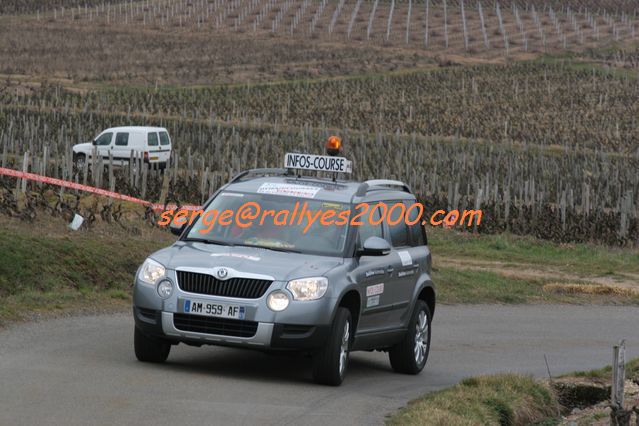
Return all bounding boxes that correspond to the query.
[173,313,258,338]
[176,271,272,299]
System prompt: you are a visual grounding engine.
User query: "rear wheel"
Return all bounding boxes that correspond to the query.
[389,300,431,374]
[134,327,170,363]
[312,307,352,386]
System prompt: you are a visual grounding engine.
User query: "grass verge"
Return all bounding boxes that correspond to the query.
[387,374,558,426]
[566,358,639,381]
[429,227,639,278]
[434,267,639,305]
[387,358,639,425]
[430,226,639,305]
[0,214,172,326]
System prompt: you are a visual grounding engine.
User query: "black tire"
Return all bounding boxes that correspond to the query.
[389,300,431,374]
[74,154,86,170]
[312,307,352,386]
[134,327,171,363]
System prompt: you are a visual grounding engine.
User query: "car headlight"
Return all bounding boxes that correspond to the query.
[286,277,328,301]
[138,258,166,285]
[267,291,290,311]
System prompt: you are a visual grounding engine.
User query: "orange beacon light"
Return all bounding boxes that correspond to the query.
[326,136,342,156]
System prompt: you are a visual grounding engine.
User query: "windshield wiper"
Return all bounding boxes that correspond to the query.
[233,243,301,253]
[183,237,234,246]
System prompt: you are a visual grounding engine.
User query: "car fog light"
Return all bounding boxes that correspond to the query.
[267,291,290,312]
[157,280,174,299]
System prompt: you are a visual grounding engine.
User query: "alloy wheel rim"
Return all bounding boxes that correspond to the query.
[414,310,429,365]
[339,321,350,376]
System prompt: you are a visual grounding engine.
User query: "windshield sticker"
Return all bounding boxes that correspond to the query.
[210,253,260,261]
[257,182,321,199]
[367,295,380,308]
[284,179,348,191]
[244,237,295,249]
[321,202,345,210]
[220,192,245,197]
[366,283,384,297]
[397,251,412,266]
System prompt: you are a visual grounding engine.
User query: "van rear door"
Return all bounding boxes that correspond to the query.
[156,130,172,164]
[146,131,161,164]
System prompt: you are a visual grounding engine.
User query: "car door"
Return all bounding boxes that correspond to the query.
[383,199,420,327]
[351,206,396,334]
[399,199,429,318]
[93,132,113,161]
[109,131,130,166]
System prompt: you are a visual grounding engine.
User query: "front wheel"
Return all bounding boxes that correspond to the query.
[134,327,171,363]
[74,154,86,171]
[389,300,431,374]
[312,307,352,386]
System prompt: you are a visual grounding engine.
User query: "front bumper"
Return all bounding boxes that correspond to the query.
[133,268,333,350]
[133,307,330,350]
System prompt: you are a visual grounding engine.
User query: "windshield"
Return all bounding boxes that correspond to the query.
[185,191,349,257]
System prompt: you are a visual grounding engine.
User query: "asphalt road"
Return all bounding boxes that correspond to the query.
[1,305,638,426]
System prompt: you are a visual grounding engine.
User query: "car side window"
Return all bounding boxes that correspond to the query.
[388,200,410,247]
[115,133,129,146]
[357,206,383,249]
[159,131,170,146]
[148,132,159,146]
[95,132,113,146]
[404,200,426,246]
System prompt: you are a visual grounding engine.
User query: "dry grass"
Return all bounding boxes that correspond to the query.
[387,374,558,425]
[543,283,639,297]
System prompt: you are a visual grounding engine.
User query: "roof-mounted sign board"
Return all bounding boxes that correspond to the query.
[284,153,352,174]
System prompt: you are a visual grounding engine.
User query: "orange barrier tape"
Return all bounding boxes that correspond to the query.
[0,167,202,212]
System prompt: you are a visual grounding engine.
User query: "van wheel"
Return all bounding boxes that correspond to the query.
[312,307,352,386]
[74,154,86,170]
[134,327,170,363]
[389,301,431,374]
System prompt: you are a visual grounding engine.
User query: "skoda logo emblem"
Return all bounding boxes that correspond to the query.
[217,268,228,279]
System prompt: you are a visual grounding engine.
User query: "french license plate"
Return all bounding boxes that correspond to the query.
[183,299,245,320]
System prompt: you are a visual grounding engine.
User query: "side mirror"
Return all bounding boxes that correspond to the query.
[358,236,391,256]
[169,222,185,236]
[91,139,97,145]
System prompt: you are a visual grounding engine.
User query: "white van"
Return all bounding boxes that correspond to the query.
[72,126,172,170]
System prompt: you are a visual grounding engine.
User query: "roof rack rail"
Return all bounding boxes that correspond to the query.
[229,168,291,184]
[355,179,412,197]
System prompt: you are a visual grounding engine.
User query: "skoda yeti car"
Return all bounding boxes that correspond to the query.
[133,154,435,386]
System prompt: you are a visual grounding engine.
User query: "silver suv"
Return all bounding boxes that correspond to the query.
[133,168,435,386]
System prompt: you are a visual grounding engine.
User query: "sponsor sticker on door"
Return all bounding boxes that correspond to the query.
[366,283,384,297]
[367,295,380,308]
[397,251,412,266]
